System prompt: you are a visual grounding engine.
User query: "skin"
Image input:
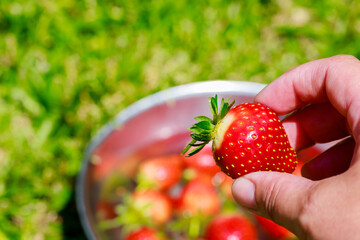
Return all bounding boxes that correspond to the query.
[231,55,360,240]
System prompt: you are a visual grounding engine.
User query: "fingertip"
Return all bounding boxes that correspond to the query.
[255,82,299,116]
[232,177,257,211]
[233,172,312,229]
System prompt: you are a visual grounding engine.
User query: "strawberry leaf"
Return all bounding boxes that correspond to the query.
[181,140,196,155]
[190,133,211,142]
[188,144,206,156]
[194,116,213,122]
[210,96,219,123]
[194,121,214,130]
[182,95,235,157]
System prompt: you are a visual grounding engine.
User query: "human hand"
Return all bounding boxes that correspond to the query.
[232,55,360,240]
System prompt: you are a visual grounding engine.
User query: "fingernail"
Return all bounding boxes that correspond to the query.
[232,178,257,211]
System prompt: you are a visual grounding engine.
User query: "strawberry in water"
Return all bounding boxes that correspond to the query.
[137,154,183,191]
[96,200,117,220]
[132,189,173,225]
[174,178,221,216]
[125,227,166,240]
[182,95,297,179]
[111,189,172,234]
[205,214,258,240]
[182,145,219,176]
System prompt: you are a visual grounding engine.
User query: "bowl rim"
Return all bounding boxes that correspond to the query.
[76,80,266,240]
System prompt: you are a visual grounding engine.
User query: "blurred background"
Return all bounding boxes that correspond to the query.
[0,0,360,239]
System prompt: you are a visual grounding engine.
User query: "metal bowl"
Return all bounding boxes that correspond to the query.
[76,80,268,239]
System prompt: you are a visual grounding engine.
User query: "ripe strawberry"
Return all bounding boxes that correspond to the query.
[132,189,173,225]
[182,95,297,179]
[253,214,295,240]
[205,214,258,240]
[137,154,183,191]
[174,178,221,216]
[96,200,117,220]
[125,227,166,240]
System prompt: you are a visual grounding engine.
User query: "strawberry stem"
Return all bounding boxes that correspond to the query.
[182,95,235,157]
[181,139,196,155]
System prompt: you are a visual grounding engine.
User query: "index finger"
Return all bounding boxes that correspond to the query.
[255,55,360,140]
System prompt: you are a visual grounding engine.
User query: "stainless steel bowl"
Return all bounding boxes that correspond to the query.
[76,80,267,239]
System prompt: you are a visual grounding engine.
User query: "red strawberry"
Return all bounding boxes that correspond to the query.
[137,154,183,191]
[174,178,221,216]
[96,200,117,220]
[253,214,295,240]
[205,214,258,240]
[132,189,173,225]
[125,227,166,240]
[182,95,297,179]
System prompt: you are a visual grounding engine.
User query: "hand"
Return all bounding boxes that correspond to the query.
[231,55,360,240]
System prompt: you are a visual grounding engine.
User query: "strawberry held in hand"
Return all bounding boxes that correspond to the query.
[182,95,297,179]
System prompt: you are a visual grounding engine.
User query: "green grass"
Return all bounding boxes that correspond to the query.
[0,0,360,239]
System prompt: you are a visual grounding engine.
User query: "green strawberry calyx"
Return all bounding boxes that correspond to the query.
[181,95,235,157]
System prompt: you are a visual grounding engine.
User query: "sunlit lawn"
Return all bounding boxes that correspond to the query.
[0,0,359,239]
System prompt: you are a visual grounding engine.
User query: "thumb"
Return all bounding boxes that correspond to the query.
[232,172,313,236]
